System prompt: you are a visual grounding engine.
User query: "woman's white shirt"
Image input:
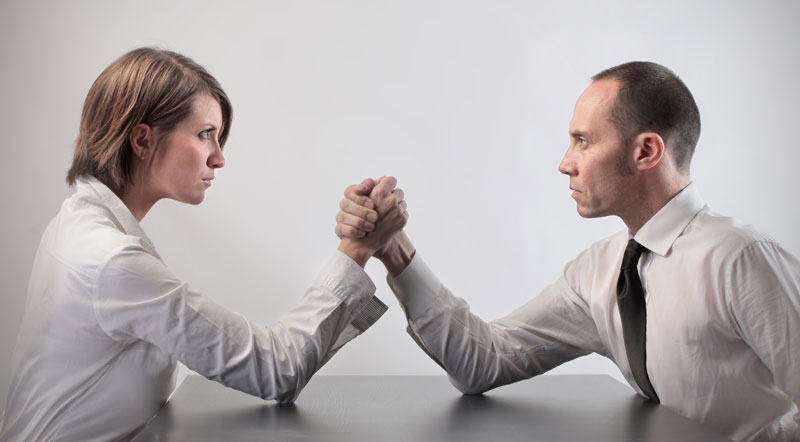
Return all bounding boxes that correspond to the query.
[0,176,386,442]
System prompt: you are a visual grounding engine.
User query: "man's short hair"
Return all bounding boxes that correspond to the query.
[592,62,700,173]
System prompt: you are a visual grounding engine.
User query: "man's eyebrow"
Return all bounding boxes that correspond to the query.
[570,130,588,139]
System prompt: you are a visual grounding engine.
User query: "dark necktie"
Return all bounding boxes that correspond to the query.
[617,239,660,403]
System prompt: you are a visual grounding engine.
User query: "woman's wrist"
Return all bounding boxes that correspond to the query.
[338,238,374,268]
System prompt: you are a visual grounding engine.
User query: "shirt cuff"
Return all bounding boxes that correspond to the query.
[388,253,443,320]
[316,251,386,331]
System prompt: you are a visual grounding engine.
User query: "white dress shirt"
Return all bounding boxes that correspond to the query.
[0,176,387,442]
[389,184,800,442]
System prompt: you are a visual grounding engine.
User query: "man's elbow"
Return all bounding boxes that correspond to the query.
[260,374,307,404]
[274,390,300,404]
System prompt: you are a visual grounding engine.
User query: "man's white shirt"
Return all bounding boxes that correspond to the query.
[390,184,800,442]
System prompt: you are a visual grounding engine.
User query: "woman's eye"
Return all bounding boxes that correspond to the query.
[199,129,212,140]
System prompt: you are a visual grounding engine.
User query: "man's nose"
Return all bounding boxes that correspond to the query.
[558,147,576,176]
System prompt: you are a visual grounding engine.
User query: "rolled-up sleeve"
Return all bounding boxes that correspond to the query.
[93,248,386,403]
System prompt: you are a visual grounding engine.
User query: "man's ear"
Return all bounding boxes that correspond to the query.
[632,132,665,171]
[129,124,156,161]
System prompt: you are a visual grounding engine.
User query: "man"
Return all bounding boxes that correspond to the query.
[337,62,800,442]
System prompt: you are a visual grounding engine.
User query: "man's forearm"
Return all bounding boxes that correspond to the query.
[376,231,416,277]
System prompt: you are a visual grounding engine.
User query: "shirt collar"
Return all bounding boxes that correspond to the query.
[77,175,158,254]
[633,183,706,257]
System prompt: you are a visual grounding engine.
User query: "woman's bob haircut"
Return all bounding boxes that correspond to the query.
[67,47,232,195]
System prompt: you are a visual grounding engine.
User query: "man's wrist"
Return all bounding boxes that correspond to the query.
[376,231,416,277]
[338,238,374,268]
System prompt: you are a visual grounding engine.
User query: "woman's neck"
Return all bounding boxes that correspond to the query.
[118,184,159,222]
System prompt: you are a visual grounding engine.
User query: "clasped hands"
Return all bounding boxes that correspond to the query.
[336,177,415,276]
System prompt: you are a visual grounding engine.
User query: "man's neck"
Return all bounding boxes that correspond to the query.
[623,176,691,235]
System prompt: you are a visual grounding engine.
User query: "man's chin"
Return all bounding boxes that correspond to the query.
[576,205,604,219]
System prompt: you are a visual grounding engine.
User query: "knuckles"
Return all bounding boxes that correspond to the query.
[338,177,407,245]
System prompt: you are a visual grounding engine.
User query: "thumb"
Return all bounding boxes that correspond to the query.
[356,177,377,195]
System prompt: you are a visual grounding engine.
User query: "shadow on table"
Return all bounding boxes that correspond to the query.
[439,392,663,442]
[133,376,728,442]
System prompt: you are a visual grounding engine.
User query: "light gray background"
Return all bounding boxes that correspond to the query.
[1,0,799,416]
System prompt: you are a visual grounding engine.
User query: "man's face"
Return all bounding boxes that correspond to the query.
[558,79,636,219]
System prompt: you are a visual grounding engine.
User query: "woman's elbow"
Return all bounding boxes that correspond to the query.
[449,376,491,395]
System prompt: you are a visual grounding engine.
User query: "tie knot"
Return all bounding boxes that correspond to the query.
[621,239,648,270]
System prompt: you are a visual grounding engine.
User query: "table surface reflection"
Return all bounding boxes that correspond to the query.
[131,375,731,442]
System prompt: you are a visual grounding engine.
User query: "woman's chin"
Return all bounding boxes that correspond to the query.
[175,192,205,206]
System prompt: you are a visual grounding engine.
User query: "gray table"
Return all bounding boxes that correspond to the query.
[131,375,731,441]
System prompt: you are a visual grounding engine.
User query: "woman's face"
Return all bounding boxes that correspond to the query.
[149,93,225,205]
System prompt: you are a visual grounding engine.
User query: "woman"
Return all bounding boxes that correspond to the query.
[0,48,406,442]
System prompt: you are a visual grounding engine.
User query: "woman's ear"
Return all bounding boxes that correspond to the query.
[631,131,665,171]
[129,124,156,161]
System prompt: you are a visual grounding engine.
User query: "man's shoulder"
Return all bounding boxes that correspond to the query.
[668,207,796,275]
[688,207,778,253]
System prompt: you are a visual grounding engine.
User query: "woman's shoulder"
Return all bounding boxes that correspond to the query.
[42,190,156,280]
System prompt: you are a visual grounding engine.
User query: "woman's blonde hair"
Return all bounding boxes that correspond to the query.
[67,47,232,194]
